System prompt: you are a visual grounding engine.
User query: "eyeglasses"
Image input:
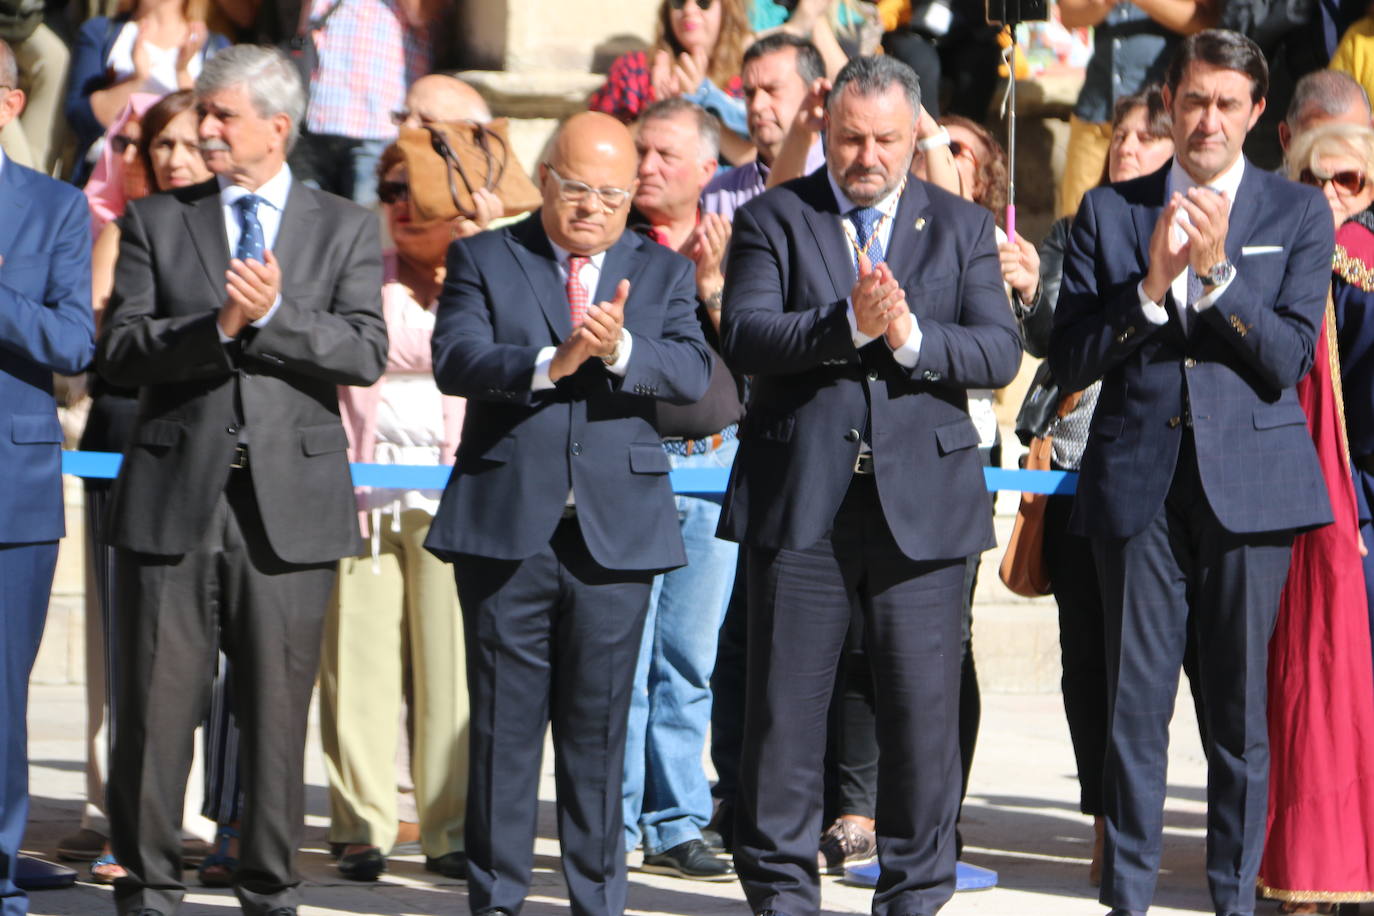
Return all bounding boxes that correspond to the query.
[1299,168,1368,195]
[544,164,632,212]
[669,0,713,10]
[377,180,410,205]
[111,134,138,155]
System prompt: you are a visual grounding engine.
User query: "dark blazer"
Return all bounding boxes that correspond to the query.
[0,160,96,544]
[97,177,387,563]
[423,214,713,571]
[716,167,1024,560]
[1050,161,1334,539]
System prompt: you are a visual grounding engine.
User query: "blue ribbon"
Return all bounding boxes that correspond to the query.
[61,450,1077,495]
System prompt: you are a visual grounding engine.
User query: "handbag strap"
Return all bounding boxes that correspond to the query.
[1056,388,1084,420]
[426,122,508,221]
[296,0,343,38]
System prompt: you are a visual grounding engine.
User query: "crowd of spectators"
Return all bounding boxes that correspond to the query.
[2,1,1374,915]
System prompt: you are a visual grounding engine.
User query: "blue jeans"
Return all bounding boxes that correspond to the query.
[623,437,739,854]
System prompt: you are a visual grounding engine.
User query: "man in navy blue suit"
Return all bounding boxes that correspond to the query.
[0,38,96,916]
[1051,30,1334,916]
[423,111,712,916]
[717,55,1022,916]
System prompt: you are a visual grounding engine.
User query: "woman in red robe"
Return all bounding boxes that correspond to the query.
[1262,121,1374,913]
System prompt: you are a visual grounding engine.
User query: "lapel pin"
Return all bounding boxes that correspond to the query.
[914,217,927,231]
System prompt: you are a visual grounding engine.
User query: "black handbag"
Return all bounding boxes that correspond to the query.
[1013,360,1062,447]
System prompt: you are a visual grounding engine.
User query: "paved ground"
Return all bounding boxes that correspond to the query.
[22,680,1325,916]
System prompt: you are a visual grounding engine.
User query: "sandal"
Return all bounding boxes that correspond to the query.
[89,853,127,885]
[198,825,239,888]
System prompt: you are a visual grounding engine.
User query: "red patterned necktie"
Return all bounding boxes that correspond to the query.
[566,255,590,328]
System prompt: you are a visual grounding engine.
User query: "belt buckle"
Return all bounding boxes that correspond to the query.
[230,443,249,470]
[854,453,874,475]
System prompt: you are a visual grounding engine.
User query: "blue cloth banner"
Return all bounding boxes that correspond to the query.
[61,450,1078,495]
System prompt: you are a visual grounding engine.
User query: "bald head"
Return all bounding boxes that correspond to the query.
[0,40,23,133]
[0,40,16,90]
[540,112,640,255]
[1281,69,1372,151]
[401,74,490,127]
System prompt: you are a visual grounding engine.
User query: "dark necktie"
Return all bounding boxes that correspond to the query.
[235,194,265,262]
[848,206,886,270]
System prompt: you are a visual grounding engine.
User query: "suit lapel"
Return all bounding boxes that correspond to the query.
[183,180,230,301]
[886,179,929,306]
[0,163,33,259]
[273,180,322,292]
[508,215,573,341]
[798,169,855,303]
[594,229,643,305]
[1223,159,1262,266]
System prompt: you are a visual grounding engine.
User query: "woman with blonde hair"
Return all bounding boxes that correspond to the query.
[590,0,755,162]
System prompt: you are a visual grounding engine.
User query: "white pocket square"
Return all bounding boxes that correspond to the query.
[1241,245,1284,255]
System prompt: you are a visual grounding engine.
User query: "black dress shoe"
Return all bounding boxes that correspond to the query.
[337,846,385,881]
[641,839,734,881]
[474,908,512,916]
[424,851,468,879]
[700,827,725,853]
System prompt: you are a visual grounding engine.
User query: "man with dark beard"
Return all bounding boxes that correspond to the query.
[716,54,1022,916]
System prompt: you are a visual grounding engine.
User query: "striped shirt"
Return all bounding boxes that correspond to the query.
[306,0,431,140]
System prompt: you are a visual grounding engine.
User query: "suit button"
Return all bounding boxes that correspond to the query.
[1168,416,1181,428]
[867,372,879,382]
[226,425,238,435]
[570,442,582,456]
[845,428,860,442]
[1184,358,1197,368]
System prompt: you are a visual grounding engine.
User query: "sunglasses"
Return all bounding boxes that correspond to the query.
[669,0,713,9]
[1299,168,1367,195]
[949,139,979,165]
[111,134,138,155]
[377,180,410,205]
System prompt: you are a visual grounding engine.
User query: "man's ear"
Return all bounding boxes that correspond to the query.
[0,88,27,127]
[1277,120,1291,153]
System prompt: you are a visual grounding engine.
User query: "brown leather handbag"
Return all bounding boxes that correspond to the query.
[396,120,542,223]
[998,389,1083,598]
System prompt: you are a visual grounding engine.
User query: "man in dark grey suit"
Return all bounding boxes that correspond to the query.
[1050,30,1333,916]
[423,111,712,916]
[96,45,387,916]
[718,55,1022,916]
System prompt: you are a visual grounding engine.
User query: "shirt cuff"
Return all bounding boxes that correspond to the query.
[846,298,878,348]
[251,293,283,328]
[532,345,557,391]
[603,328,632,376]
[890,317,922,368]
[1191,271,1235,312]
[1136,281,1171,326]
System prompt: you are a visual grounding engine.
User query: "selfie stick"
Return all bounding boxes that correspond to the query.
[1004,36,1017,240]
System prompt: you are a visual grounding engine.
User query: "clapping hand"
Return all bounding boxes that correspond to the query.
[851,253,908,339]
[218,250,282,338]
[549,279,630,380]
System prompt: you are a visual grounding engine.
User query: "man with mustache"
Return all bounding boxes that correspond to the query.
[717,54,1021,916]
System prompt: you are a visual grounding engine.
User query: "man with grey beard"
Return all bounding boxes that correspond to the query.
[716,54,1021,916]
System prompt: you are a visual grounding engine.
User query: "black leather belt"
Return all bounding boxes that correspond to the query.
[230,443,249,470]
[854,453,875,475]
[561,504,577,519]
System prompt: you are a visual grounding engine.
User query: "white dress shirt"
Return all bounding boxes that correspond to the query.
[1136,155,1243,332]
[215,164,291,341]
[531,241,633,391]
[826,171,922,368]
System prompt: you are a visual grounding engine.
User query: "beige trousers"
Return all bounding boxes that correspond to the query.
[1057,115,1114,221]
[0,24,71,174]
[320,508,468,857]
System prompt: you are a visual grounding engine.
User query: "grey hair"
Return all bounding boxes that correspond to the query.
[1286,69,1372,132]
[196,45,306,152]
[0,39,17,89]
[827,54,921,121]
[639,97,720,163]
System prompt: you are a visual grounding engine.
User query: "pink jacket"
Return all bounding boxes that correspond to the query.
[337,253,465,536]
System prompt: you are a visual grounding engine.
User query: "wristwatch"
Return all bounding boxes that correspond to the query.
[1200,259,1235,289]
[701,288,724,312]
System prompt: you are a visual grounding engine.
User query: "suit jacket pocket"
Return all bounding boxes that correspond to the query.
[12,413,63,444]
[934,418,980,455]
[133,418,184,448]
[1253,403,1308,430]
[300,423,349,456]
[629,442,671,474]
